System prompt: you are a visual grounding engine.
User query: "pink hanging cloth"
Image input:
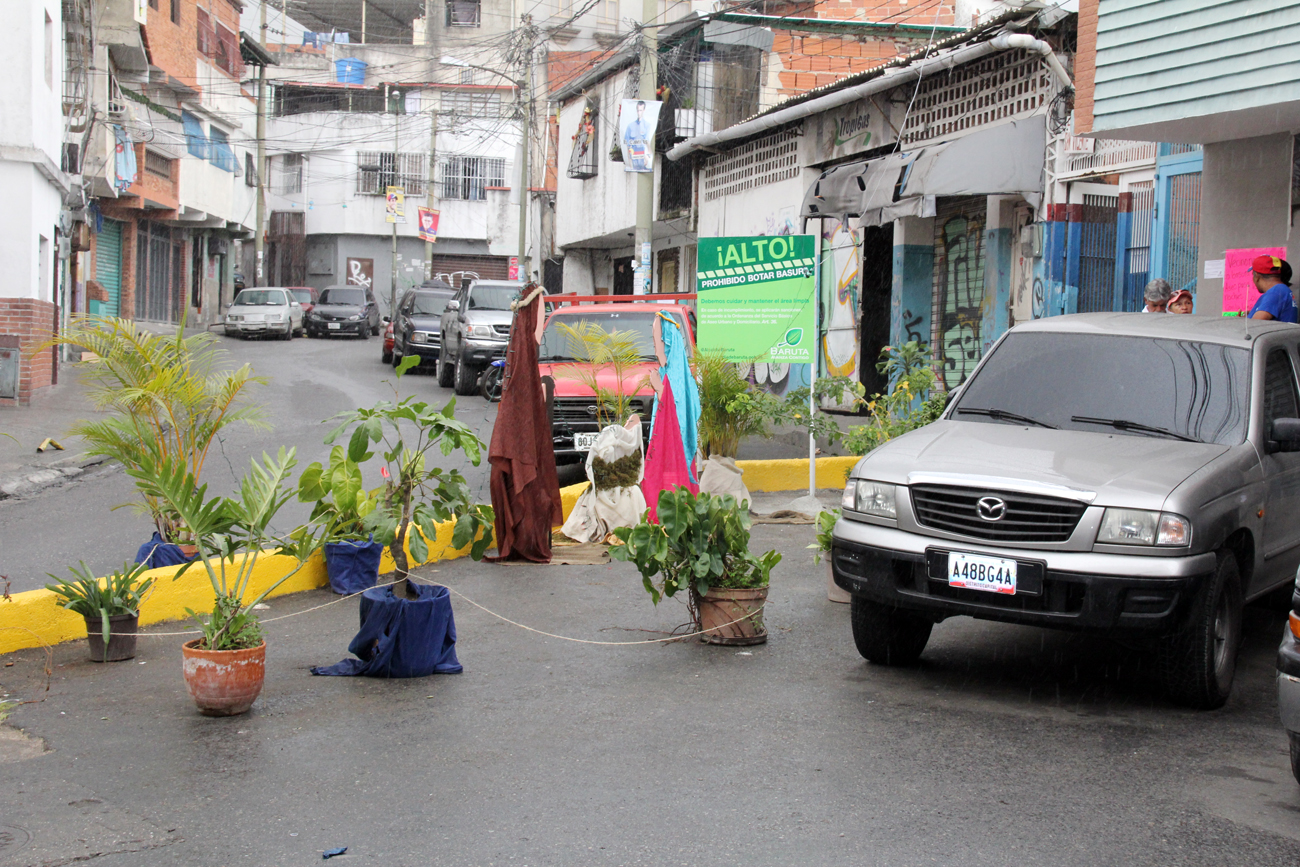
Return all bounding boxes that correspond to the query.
[640,375,698,522]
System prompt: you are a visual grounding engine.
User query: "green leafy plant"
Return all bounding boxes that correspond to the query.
[783,375,867,448]
[611,489,782,620]
[45,560,156,650]
[127,448,321,651]
[807,508,839,565]
[551,321,649,427]
[844,342,946,455]
[44,316,265,541]
[313,356,494,583]
[694,354,787,458]
[297,445,377,543]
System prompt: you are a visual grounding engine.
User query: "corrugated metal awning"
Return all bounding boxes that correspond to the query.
[801,151,915,220]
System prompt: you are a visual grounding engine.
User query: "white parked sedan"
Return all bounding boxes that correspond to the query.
[224,288,304,340]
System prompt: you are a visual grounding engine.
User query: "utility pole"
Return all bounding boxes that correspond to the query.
[255,0,268,287]
[389,83,400,320]
[517,17,532,283]
[425,111,438,280]
[634,0,657,294]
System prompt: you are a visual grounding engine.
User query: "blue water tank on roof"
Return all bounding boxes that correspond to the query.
[335,58,366,85]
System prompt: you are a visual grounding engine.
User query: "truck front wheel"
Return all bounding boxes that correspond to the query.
[1157,550,1242,710]
[850,596,932,665]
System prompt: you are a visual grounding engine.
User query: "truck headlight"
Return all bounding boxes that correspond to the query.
[469,324,495,338]
[349,313,362,321]
[1098,509,1191,546]
[843,480,896,519]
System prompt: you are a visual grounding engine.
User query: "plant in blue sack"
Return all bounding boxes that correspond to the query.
[304,355,495,596]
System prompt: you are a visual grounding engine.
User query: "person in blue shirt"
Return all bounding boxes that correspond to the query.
[623,101,653,172]
[1248,255,1297,323]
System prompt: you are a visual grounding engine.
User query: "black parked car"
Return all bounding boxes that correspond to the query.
[387,283,456,368]
[305,285,381,338]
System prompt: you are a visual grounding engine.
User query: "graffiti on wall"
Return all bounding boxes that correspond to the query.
[822,219,861,380]
[934,213,986,391]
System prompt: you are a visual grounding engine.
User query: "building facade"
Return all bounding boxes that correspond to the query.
[1076,0,1300,316]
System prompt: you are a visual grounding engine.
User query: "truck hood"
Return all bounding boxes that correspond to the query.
[540,360,659,398]
[464,310,514,327]
[857,420,1232,510]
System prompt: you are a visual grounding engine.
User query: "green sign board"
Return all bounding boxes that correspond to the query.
[695,235,817,363]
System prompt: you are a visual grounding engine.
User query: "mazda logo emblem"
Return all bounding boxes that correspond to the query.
[976,496,1007,521]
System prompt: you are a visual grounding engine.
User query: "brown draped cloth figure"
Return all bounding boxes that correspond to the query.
[487,284,562,563]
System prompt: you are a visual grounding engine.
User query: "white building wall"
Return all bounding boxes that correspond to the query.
[0,0,66,302]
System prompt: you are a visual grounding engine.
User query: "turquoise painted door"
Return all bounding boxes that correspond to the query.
[96,218,123,317]
[1150,148,1203,295]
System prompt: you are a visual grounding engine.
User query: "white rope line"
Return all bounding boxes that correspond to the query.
[130,574,770,646]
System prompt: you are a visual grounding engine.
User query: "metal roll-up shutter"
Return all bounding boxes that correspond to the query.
[96,218,123,317]
[428,255,510,287]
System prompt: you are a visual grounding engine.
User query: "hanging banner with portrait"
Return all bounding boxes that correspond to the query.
[619,99,662,173]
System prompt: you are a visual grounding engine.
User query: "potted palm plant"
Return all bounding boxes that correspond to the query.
[693,354,787,503]
[129,448,320,716]
[45,561,155,662]
[44,316,265,552]
[612,488,781,645]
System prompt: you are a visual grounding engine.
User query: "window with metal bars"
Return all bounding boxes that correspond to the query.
[446,0,480,26]
[356,152,427,195]
[700,129,798,202]
[144,149,172,180]
[442,91,505,119]
[900,49,1052,146]
[279,154,303,194]
[440,156,505,201]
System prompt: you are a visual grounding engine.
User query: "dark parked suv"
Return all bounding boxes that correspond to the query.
[834,314,1300,710]
[387,283,456,369]
[305,285,381,338]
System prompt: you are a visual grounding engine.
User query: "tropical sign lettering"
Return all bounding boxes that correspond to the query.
[813,100,895,163]
[695,235,816,363]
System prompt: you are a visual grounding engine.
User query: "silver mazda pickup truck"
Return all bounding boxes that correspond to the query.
[832,313,1300,710]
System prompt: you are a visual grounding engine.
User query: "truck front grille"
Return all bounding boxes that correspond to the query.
[552,396,654,425]
[909,485,1086,544]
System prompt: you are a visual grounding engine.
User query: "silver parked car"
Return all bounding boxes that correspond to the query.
[436,279,524,395]
[224,287,303,339]
[833,313,1300,710]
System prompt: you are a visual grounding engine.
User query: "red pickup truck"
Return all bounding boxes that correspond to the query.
[539,294,696,465]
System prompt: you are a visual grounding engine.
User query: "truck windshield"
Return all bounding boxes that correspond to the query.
[951,333,1250,446]
[538,310,688,362]
[467,285,518,311]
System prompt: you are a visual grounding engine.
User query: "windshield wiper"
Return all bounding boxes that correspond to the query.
[1070,416,1203,443]
[956,407,1057,429]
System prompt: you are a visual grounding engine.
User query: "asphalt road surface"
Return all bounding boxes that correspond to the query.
[0,331,504,592]
[2,526,1300,865]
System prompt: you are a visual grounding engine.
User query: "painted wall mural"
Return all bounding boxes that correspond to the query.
[933,207,988,391]
[822,219,861,380]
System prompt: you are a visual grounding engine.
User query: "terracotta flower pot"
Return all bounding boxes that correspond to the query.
[181,639,266,716]
[84,613,139,662]
[696,587,768,646]
[178,544,199,558]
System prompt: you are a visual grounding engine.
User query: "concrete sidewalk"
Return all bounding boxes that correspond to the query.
[2,523,1300,866]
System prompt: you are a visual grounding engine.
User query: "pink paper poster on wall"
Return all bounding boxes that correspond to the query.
[1223,247,1287,315]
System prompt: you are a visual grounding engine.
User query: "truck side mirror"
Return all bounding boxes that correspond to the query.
[1268,418,1300,453]
[447,299,460,312]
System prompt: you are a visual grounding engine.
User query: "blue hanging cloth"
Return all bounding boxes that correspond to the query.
[312,583,462,678]
[112,125,137,193]
[134,532,192,569]
[649,312,700,483]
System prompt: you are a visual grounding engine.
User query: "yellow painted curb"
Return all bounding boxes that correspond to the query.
[1,456,855,654]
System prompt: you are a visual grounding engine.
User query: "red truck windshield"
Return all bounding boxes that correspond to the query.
[538,310,689,362]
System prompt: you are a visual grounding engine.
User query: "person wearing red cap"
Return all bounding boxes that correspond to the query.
[1247,254,1297,322]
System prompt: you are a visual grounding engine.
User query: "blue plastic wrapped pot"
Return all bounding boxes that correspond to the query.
[323,536,383,595]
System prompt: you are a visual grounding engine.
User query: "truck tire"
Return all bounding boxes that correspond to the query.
[1291,732,1300,786]
[453,356,477,396]
[437,352,455,388]
[1157,550,1242,710]
[850,595,932,665]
